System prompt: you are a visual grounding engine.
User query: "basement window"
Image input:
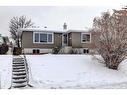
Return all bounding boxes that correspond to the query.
[83,49,89,54]
[33,49,40,54]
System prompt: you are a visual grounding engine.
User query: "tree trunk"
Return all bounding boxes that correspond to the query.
[108,64,118,70]
[17,39,20,48]
[106,56,119,70]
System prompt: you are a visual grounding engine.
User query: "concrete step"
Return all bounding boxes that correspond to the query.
[13,64,25,67]
[13,72,26,76]
[12,83,27,87]
[13,61,24,64]
[13,57,23,59]
[13,80,27,83]
[13,75,26,78]
[13,66,25,69]
[13,57,23,60]
[12,81,27,86]
[13,84,26,88]
[13,58,24,60]
[12,75,26,79]
[12,79,27,82]
[13,62,24,65]
[13,69,26,72]
[13,71,26,75]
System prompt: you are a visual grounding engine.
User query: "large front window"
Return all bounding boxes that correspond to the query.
[40,34,47,42]
[34,32,54,44]
[81,33,91,43]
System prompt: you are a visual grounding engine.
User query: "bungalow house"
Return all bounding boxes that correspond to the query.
[20,24,98,54]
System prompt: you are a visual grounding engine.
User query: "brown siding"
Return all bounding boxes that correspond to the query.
[21,31,62,49]
[70,32,98,49]
[71,32,82,48]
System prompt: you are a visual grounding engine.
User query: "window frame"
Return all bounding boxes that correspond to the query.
[33,32,54,44]
[81,33,91,43]
[40,33,48,43]
[34,33,40,43]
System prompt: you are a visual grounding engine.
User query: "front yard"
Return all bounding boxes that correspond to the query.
[26,54,127,89]
[0,55,12,88]
[1,54,127,89]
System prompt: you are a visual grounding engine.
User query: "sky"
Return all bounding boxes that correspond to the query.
[0,6,123,37]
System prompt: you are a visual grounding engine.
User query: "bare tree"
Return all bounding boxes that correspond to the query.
[9,15,34,47]
[93,9,127,70]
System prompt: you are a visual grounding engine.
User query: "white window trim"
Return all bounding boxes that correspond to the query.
[33,32,54,44]
[33,32,40,43]
[81,33,91,43]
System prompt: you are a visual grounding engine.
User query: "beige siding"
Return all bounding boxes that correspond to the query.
[71,32,82,48]
[21,31,62,49]
[69,32,97,49]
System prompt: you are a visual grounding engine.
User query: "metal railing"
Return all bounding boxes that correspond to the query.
[22,49,33,87]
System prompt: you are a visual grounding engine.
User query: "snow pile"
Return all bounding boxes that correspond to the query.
[0,55,12,88]
[26,55,127,89]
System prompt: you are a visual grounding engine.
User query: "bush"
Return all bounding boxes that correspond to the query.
[13,47,22,55]
[72,49,81,54]
[0,44,9,54]
[52,47,60,54]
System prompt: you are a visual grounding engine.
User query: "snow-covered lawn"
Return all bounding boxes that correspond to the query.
[0,55,12,88]
[26,54,127,89]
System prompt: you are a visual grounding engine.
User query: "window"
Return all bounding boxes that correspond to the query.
[48,34,52,42]
[83,49,89,54]
[34,32,53,44]
[40,34,47,42]
[81,33,91,43]
[34,33,39,42]
[33,49,40,54]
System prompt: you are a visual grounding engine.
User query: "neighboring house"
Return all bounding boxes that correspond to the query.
[0,35,10,45]
[3,36,10,45]
[20,24,98,54]
[0,34,9,54]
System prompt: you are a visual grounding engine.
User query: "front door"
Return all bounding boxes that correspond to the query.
[62,34,68,46]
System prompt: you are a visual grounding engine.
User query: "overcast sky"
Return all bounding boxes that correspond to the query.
[0,6,123,36]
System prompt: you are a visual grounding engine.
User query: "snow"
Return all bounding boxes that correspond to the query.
[0,55,12,88]
[0,54,127,89]
[67,29,89,33]
[26,54,127,89]
[19,28,89,34]
[19,28,66,33]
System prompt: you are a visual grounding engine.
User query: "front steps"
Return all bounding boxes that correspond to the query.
[58,46,72,54]
[11,56,28,88]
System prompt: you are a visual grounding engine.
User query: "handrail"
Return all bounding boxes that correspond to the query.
[9,55,14,89]
[22,49,33,87]
[22,50,29,85]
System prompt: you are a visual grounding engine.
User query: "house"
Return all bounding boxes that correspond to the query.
[0,34,9,54]
[20,24,98,54]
